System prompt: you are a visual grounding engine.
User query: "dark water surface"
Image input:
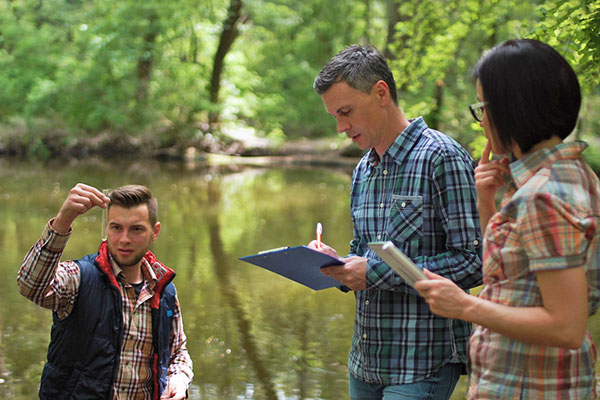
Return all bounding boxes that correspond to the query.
[1,157,598,399]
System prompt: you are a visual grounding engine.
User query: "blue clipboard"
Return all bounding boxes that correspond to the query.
[239,246,344,290]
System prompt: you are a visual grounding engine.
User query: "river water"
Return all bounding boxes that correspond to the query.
[0,157,598,399]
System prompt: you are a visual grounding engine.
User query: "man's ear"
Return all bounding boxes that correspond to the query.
[374,80,391,106]
[152,222,161,241]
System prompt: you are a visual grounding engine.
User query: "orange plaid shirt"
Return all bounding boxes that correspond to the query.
[468,142,600,399]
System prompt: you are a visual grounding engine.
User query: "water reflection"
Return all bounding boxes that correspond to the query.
[0,158,356,399]
[3,157,598,399]
[206,179,277,399]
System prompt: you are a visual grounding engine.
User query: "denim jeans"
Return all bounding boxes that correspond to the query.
[349,362,462,400]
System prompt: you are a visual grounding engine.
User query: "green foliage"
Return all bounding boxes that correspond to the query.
[0,159,357,399]
[238,0,371,138]
[468,124,487,162]
[388,0,539,149]
[0,0,68,117]
[0,0,599,158]
[532,0,600,90]
[583,140,600,174]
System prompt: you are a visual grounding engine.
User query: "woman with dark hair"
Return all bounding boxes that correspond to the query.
[415,39,600,399]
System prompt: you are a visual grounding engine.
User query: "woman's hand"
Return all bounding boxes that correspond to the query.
[475,141,510,232]
[414,269,472,320]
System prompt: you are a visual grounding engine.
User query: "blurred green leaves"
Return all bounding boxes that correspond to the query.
[0,0,598,158]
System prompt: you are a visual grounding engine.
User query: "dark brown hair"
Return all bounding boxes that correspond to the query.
[108,185,158,226]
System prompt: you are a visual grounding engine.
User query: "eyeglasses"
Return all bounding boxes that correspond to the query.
[469,101,487,122]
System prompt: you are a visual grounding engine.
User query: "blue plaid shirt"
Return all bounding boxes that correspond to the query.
[347,117,482,384]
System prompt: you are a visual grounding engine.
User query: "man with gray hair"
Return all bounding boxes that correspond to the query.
[308,44,482,399]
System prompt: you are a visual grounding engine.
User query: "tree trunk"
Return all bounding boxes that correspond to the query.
[136,12,159,102]
[189,21,198,64]
[384,0,399,59]
[427,79,445,130]
[34,0,44,28]
[208,0,244,128]
[363,0,371,43]
[384,0,411,61]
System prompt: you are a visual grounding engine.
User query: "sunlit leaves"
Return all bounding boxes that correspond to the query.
[0,0,599,156]
[532,0,600,90]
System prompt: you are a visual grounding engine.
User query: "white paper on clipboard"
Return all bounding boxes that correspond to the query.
[368,241,428,287]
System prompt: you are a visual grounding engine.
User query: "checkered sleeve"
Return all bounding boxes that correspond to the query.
[413,153,483,289]
[166,290,194,386]
[521,193,595,271]
[17,220,80,319]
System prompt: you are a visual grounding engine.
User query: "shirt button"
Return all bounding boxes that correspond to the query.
[383,170,388,175]
[363,333,367,339]
[380,203,385,208]
[473,240,479,246]
[401,202,406,208]
[365,300,369,305]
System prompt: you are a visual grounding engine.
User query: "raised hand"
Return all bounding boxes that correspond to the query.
[474,140,510,232]
[52,183,110,234]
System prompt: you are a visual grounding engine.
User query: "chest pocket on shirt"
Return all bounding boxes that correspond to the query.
[387,195,423,243]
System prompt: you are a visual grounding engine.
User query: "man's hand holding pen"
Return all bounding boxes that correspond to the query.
[309,222,339,258]
[308,239,339,258]
[308,223,367,291]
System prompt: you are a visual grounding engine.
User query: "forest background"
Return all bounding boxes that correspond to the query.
[0,0,599,167]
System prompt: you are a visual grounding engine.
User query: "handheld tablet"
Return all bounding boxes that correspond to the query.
[368,241,428,287]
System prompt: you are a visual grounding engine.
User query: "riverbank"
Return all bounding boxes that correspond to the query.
[156,135,363,169]
[0,126,364,169]
[3,126,599,174]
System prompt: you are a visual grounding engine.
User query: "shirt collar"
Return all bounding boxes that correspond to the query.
[110,254,158,290]
[367,117,426,168]
[510,141,588,188]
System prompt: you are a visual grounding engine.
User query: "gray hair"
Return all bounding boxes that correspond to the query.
[313,44,398,104]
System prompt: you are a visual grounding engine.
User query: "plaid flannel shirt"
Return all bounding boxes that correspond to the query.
[347,117,482,384]
[17,222,193,399]
[468,141,600,399]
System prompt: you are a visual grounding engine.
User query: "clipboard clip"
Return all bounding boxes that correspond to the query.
[258,246,289,255]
